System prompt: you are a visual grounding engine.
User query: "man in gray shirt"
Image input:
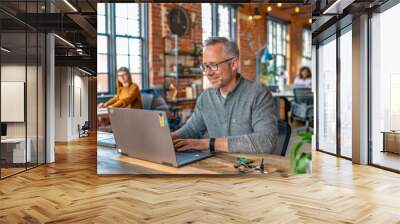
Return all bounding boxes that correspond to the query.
[172,37,277,153]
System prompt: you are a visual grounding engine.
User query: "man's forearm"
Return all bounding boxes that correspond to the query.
[227,133,276,153]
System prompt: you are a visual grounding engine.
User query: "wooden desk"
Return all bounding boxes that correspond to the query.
[97,146,291,176]
[272,90,294,98]
[382,131,400,154]
[97,108,108,116]
[1,138,32,165]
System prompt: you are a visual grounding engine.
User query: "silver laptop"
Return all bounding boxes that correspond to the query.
[108,107,213,167]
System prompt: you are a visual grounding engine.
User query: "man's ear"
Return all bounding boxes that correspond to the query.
[231,57,239,71]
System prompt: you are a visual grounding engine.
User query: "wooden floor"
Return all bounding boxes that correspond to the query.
[372,150,400,171]
[1,135,400,223]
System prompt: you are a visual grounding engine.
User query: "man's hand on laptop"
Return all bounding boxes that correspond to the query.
[173,139,210,152]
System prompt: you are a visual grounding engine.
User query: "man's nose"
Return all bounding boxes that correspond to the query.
[204,69,215,76]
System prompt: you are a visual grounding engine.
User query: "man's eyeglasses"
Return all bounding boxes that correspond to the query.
[200,57,235,72]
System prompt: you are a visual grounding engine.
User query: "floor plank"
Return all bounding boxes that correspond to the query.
[0,135,400,223]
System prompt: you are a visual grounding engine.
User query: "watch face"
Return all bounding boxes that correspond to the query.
[168,7,190,36]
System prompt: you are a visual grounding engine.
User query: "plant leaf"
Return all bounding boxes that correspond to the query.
[290,141,303,172]
[295,153,310,174]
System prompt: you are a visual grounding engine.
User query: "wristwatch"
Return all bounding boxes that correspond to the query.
[209,138,216,154]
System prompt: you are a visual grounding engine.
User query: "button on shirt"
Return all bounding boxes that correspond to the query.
[177,75,278,153]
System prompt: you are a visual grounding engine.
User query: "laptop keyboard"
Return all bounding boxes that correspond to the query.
[175,151,211,165]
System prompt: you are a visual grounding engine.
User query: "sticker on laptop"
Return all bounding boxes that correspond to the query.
[159,114,165,127]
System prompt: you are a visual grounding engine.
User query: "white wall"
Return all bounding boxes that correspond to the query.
[55,67,89,141]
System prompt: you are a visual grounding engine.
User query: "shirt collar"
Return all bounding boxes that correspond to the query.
[215,73,243,98]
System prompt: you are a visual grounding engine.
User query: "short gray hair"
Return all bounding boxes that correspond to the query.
[203,37,239,58]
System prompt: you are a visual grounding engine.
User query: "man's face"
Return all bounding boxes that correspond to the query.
[202,44,237,88]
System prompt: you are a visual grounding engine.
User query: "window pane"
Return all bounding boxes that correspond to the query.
[98,3,105,15]
[129,55,142,73]
[218,5,230,38]
[127,4,139,20]
[116,17,127,35]
[97,54,108,73]
[97,35,108,54]
[116,37,129,55]
[303,29,312,58]
[340,30,352,158]
[115,3,128,18]
[318,38,337,154]
[117,55,129,69]
[97,15,106,34]
[202,3,212,42]
[97,73,109,93]
[127,19,140,36]
[371,4,400,171]
[129,38,141,56]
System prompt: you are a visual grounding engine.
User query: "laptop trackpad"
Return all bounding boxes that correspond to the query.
[176,151,211,165]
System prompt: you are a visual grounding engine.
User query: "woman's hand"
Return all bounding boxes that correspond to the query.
[98,103,106,108]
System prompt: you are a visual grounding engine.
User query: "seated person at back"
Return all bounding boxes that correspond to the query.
[98,67,143,109]
[172,37,278,154]
[293,66,312,88]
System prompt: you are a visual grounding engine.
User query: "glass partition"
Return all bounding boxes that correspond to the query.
[339,28,352,158]
[370,3,400,171]
[0,31,28,177]
[317,36,337,154]
[0,1,46,179]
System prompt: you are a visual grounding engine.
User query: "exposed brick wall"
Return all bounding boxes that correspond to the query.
[148,3,311,86]
[149,3,202,88]
[237,4,311,83]
[288,19,306,83]
[237,5,267,81]
[149,4,164,87]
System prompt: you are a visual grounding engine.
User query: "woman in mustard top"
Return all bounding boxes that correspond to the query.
[98,67,143,109]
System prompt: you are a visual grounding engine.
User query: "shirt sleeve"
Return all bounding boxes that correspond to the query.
[227,90,278,153]
[176,97,207,139]
[111,84,140,108]
[104,95,119,106]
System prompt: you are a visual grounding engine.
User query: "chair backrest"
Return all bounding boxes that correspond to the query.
[141,93,155,110]
[293,87,312,104]
[273,120,291,156]
[82,121,90,129]
[273,96,291,122]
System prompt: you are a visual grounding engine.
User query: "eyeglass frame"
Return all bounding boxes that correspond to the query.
[200,57,236,72]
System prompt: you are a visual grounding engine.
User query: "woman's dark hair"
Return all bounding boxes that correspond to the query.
[299,66,312,79]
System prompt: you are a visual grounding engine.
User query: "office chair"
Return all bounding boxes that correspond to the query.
[140,88,182,130]
[273,96,291,122]
[291,88,313,131]
[78,121,90,138]
[273,120,291,156]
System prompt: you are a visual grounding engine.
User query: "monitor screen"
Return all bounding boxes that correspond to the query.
[1,123,7,137]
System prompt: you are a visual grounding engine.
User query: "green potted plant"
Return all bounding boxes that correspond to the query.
[290,131,312,174]
[260,64,277,85]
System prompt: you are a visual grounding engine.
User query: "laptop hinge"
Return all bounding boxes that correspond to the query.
[161,161,174,166]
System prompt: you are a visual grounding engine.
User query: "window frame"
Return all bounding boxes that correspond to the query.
[202,3,237,42]
[97,3,110,95]
[267,16,288,76]
[302,27,312,66]
[97,3,148,99]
